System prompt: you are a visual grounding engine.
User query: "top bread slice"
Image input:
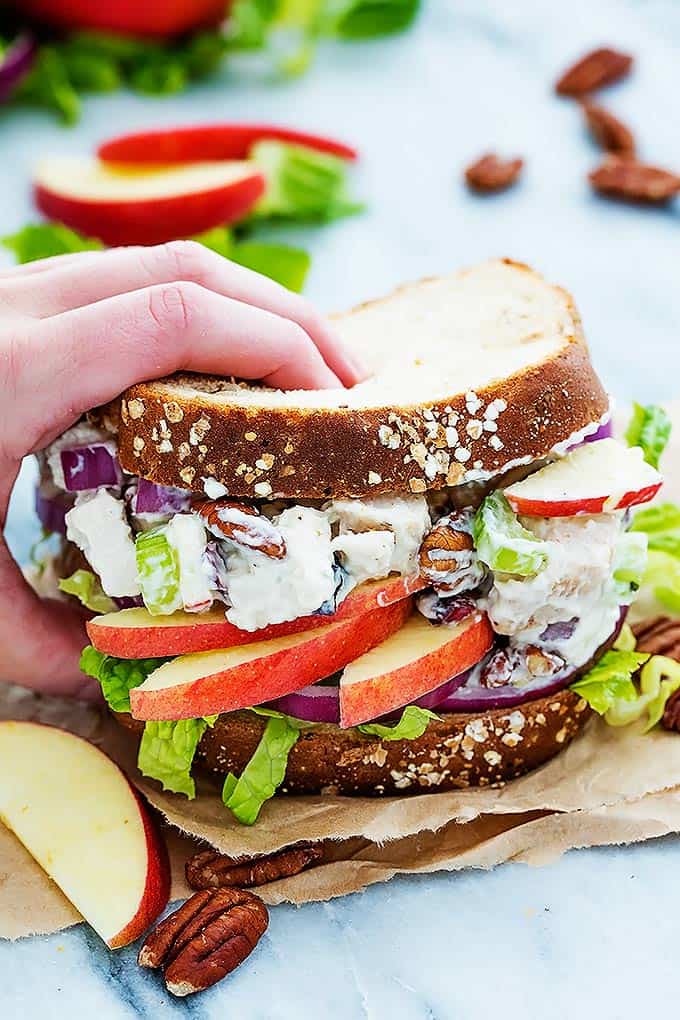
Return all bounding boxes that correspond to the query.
[111,259,608,499]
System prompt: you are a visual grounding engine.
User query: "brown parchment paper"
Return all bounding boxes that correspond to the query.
[3,402,680,939]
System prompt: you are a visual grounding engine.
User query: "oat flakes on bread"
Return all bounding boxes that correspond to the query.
[108,259,608,500]
[115,687,591,796]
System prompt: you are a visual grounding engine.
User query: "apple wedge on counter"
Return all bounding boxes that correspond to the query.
[339,612,494,728]
[0,721,169,948]
[505,438,662,517]
[87,574,427,659]
[130,599,414,721]
[33,157,265,246]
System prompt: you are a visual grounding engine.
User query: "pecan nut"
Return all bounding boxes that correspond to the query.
[581,100,635,155]
[465,153,523,193]
[138,888,269,997]
[555,47,633,96]
[632,615,680,658]
[589,156,680,204]
[663,689,680,733]
[186,842,323,891]
[194,498,286,558]
[419,519,473,576]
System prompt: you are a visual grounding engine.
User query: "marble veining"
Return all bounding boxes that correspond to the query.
[2,1,680,1016]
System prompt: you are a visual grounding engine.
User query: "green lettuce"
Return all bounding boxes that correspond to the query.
[357,705,439,740]
[222,713,302,824]
[570,649,649,716]
[58,570,117,614]
[640,550,680,615]
[473,491,549,578]
[631,503,680,559]
[138,717,217,799]
[79,646,168,713]
[231,241,311,292]
[251,140,362,222]
[625,402,671,469]
[2,223,103,264]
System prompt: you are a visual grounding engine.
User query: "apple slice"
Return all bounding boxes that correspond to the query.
[34,157,265,246]
[99,124,358,165]
[0,721,169,948]
[17,0,227,38]
[504,439,662,517]
[130,599,413,721]
[86,573,427,659]
[339,612,494,728]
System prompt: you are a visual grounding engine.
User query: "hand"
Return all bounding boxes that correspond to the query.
[0,241,367,698]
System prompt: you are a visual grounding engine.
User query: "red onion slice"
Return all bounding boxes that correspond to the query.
[134,478,192,514]
[0,35,37,104]
[269,684,340,724]
[35,489,72,535]
[60,445,122,492]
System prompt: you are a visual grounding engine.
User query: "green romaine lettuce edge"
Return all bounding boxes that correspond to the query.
[473,490,549,578]
[357,704,440,740]
[59,570,117,614]
[138,716,218,799]
[625,402,671,469]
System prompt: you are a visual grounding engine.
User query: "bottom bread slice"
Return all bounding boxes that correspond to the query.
[114,689,590,796]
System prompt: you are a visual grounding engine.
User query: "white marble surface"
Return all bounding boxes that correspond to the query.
[2,1,680,1016]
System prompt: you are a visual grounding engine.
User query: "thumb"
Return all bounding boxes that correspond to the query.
[1,459,99,698]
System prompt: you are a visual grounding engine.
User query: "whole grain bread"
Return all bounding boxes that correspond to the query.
[115,688,590,796]
[110,259,608,500]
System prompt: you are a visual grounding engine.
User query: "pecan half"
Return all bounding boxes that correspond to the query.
[186,843,323,891]
[581,100,635,155]
[633,616,680,658]
[465,153,523,193]
[589,156,680,204]
[419,519,473,576]
[663,689,680,733]
[139,888,269,997]
[555,47,633,96]
[194,498,286,558]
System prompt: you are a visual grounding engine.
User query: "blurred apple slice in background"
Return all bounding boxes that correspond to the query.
[339,611,494,728]
[33,156,265,246]
[15,0,228,39]
[0,721,169,948]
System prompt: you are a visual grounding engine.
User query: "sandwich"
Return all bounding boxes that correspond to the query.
[36,259,668,824]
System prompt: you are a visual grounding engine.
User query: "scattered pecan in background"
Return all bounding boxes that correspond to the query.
[465,154,524,193]
[186,842,323,891]
[633,616,680,658]
[589,156,680,204]
[139,888,269,997]
[581,100,635,155]
[555,47,633,96]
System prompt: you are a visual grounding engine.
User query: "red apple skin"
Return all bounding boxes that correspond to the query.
[86,574,427,659]
[99,124,358,165]
[33,171,265,247]
[130,600,413,721]
[16,0,229,38]
[107,787,170,949]
[339,614,494,729]
[506,481,662,518]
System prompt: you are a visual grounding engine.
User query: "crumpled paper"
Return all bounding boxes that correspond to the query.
[2,402,680,939]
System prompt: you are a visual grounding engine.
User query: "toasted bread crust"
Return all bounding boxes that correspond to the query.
[114,688,590,796]
[113,336,606,500]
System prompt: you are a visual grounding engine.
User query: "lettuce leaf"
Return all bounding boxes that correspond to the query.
[230,241,311,292]
[58,570,117,614]
[631,503,680,559]
[639,550,680,615]
[330,0,421,38]
[570,649,649,716]
[625,403,671,469]
[135,527,182,615]
[222,714,301,824]
[357,705,439,740]
[473,491,549,578]
[251,140,361,222]
[2,223,103,263]
[138,717,217,799]
[79,646,168,713]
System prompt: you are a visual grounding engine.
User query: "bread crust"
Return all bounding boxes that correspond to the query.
[109,263,608,500]
[114,688,590,796]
